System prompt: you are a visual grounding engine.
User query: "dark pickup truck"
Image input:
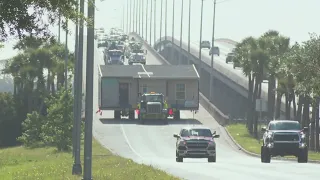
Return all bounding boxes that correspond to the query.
[261,120,308,163]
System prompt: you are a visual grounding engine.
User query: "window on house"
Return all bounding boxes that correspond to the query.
[176,83,186,100]
[142,84,148,93]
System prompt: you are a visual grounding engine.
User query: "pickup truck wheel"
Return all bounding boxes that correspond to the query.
[128,110,135,120]
[208,156,216,162]
[298,149,308,163]
[176,156,183,162]
[114,110,121,119]
[174,111,180,120]
[261,147,271,163]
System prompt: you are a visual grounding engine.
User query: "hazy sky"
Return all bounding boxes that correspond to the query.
[0,0,319,59]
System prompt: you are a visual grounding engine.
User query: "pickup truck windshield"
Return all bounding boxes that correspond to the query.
[269,122,301,130]
[181,129,212,137]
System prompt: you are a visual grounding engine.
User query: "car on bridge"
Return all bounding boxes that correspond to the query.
[174,127,220,163]
[261,120,309,163]
[209,46,220,56]
[200,41,211,49]
[226,52,235,64]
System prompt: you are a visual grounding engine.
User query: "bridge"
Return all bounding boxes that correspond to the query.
[130,33,288,124]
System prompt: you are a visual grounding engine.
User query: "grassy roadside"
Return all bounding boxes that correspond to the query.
[0,139,179,180]
[226,123,320,161]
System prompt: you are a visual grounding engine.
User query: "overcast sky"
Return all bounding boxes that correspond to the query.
[0,0,319,59]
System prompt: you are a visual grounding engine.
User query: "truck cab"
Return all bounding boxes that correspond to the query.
[137,92,169,124]
[106,50,124,65]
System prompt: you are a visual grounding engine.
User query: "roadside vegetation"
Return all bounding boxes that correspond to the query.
[0,36,180,179]
[0,139,178,180]
[226,30,320,155]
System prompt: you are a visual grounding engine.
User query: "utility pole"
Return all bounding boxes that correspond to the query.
[199,0,204,87]
[187,0,191,64]
[134,0,136,32]
[209,0,217,102]
[149,0,153,44]
[172,0,175,42]
[145,0,148,39]
[153,0,156,45]
[141,0,144,38]
[72,0,82,175]
[138,0,141,34]
[179,0,183,65]
[64,20,68,90]
[83,0,95,179]
[122,1,125,30]
[160,0,163,41]
[72,0,79,158]
[58,14,61,42]
[165,0,167,40]
[127,0,129,33]
[129,0,132,32]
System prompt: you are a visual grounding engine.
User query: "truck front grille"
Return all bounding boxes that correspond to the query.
[273,134,300,141]
[186,141,208,149]
[147,104,161,113]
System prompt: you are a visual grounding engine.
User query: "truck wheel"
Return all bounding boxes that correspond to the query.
[129,110,135,120]
[114,110,121,119]
[261,146,271,163]
[208,156,216,162]
[174,110,180,120]
[176,152,183,162]
[298,149,308,163]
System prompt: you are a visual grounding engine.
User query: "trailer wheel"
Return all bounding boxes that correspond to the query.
[129,110,135,120]
[174,110,180,120]
[114,110,121,119]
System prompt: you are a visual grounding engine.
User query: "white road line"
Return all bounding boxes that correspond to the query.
[120,124,143,159]
[140,64,150,77]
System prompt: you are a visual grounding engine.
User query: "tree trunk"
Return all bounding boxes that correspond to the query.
[296,95,303,122]
[252,76,260,138]
[285,92,290,119]
[302,95,310,146]
[268,75,276,119]
[275,91,282,119]
[310,100,317,150]
[247,74,254,133]
[292,93,297,119]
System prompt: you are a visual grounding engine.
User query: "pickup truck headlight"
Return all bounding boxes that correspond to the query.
[265,133,273,143]
[178,140,186,146]
[300,134,306,143]
[162,109,167,113]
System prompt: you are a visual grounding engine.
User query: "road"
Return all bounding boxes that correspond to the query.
[91,40,319,180]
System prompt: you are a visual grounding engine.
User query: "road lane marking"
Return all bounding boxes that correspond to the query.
[120,124,143,159]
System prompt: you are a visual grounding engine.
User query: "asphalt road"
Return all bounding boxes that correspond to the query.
[91,40,319,180]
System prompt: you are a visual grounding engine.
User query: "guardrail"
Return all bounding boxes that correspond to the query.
[130,32,230,126]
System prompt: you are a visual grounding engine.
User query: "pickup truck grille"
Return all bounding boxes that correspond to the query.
[273,134,300,141]
[186,141,208,149]
[147,104,161,113]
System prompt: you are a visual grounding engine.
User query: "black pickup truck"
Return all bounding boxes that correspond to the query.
[261,120,308,163]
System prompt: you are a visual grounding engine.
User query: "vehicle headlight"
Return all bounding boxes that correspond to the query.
[142,56,145,59]
[208,141,215,146]
[300,134,306,143]
[265,133,273,143]
[179,140,186,146]
[162,109,167,113]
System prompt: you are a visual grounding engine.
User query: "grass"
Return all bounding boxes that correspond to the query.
[226,123,320,161]
[0,139,180,180]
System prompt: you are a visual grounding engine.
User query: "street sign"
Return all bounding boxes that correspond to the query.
[255,99,267,112]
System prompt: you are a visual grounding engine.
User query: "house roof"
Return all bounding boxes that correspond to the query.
[99,64,200,79]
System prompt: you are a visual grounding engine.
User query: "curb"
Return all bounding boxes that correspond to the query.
[224,127,320,163]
